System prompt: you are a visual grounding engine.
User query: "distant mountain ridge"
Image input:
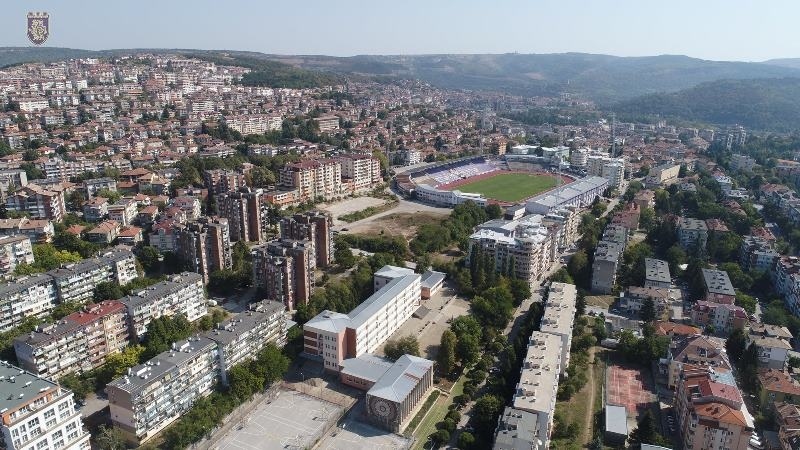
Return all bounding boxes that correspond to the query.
[614,77,800,132]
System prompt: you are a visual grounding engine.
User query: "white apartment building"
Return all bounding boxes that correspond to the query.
[107,199,138,226]
[677,217,709,252]
[570,148,589,167]
[119,272,207,340]
[0,362,90,450]
[747,323,793,369]
[108,337,219,445]
[49,249,138,304]
[467,215,557,285]
[338,154,382,193]
[0,274,58,332]
[205,300,287,385]
[224,114,282,134]
[280,159,342,201]
[0,234,34,275]
[303,266,423,371]
[512,332,562,449]
[14,300,130,380]
[540,283,576,374]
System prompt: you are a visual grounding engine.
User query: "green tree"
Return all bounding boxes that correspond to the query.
[457,431,475,449]
[228,365,264,401]
[726,328,747,364]
[472,395,504,433]
[456,333,481,367]
[485,203,503,220]
[93,281,124,302]
[384,335,420,360]
[629,410,668,447]
[95,425,127,450]
[137,246,161,274]
[640,297,657,322]
[509,278,531,306]
[437,330,457,376]
[334,244,356,269]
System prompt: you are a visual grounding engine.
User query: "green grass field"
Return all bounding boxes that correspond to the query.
[451,172,559,202]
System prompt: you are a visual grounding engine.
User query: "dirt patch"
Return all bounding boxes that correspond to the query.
[586,295,615,308]
[346,212,443,239]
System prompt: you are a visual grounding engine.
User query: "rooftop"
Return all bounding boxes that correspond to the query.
[645,258,671,284]
[513,332,561,415]
[339,354,394,383]
[0,361,61,413]
[606,404,628,436]
[701,269,736,297]
[367,354,434,403]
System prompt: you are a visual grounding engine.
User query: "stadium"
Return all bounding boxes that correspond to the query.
[395,156,576,208]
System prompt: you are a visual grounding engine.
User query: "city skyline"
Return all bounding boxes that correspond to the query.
[1,0,799,62]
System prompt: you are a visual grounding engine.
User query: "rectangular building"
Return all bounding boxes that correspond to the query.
[0,362,90,450]
[48,248,138,304]
[677,217,708,252]
[0,274,58,332]
[512,332,562,449]
[540,283,576,374]
[218,187,264,243]
[175,217,232,284]
[364,355,434,433]
[0,234,34,275]
[702,269,736,305]
[119,272,207,340]
[252,239,315,310]
[279,211,334,267]
[644,258,671,289]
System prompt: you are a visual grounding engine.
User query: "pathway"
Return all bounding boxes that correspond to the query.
[581,346,599,445]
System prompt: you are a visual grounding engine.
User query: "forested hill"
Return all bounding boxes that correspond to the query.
[614,77,800,132]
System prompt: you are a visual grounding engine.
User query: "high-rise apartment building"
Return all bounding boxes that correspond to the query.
[0,234,34,275]
[280,159,342,202]
[337,154,382,193]
[252,239,315,310]
[279,211,334,267]
[175,217,232,284]
[218,187,264,242]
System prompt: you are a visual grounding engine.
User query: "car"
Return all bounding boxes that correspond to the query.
[341,227,349,231]
[489,367,500,374]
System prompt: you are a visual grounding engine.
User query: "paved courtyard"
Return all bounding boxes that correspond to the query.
[375,283,470,361]
[214,389,344,450]
[317,414,411,450]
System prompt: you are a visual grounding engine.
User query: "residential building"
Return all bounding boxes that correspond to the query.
[653,321,701,339]
[303,266,422,371]
[107,337,219,444]
[633,189,655,210]
[665,334,732,389]
[0,274,59,332]
[644,258,671,289]
[702,269,737,305]
[83,177,117,198]
[83,196,109,222]
[252,239,315,310]
[14,300,130,380]
[747,324,793,369]
[314,115,339,133]
[730,154,758,172]
[468,215,557,285]
[540,283,576,374]
[758,369,800,407]
[0,234,34,275]
[107,199,138,226]
[86,220,121,244]
[773,256,800,316]
[204,300,287,385]
[278,211,334,267]
[620,286,671,320]
[674,367,753,450]
[0,362,90,450]
[0,169,28,199]
[511,332,562,449]
[740,236,779,273]
[774,402,800,450]
[203,169,246,195]
[5,184,66,221]
[280,159,342,202]
[49,248,138,304]
[218,187,264,242]
[541,206,580,250]
[691,301,748,335]
[175,217,232,284]
[119,272,207,340]
[493,407,542,450]
[0,218,54,243]
[591,239,624,294]
[224,114,282,134]
[338,154,382,193]
[677,217,709,252]
[587,153,626,190]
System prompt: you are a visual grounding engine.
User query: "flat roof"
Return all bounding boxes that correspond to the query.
[421,270,445,289]
[367,354,433,403]
[702,269,736,296]
[119,272,202,309]
[0,362,61,413]
[645,258,671,284]
[541,283,577,335]
[513,332,561,414]
[349,274,419,329]
[339,354,393,383]
[493,406,540,450]
[605,404,628,436]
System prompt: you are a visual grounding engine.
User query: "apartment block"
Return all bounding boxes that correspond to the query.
[175,217,232,284]
[83,177,117,198]
[218,187,264,242]
[314,115,340,133]
[702,269,736,305]
[49,248,138,304]
[0,169,28,199]
[587,152,626,191]
[5,184,66,221]
[338,154,382,193]
[730,154,758,172]
[203,169,246,195]
[224,114,282,134]
[493,407,542,450]
[677,217,709,252]
[83,197,109,222]
[540,283,576,374]
[591,239,624,294]
[644,258,671,289]
[620,286,671,320]
[107,199,138,226]
[303,266,422,371]
[665,334,733,389]
[691,301,747,335]
[0,234,34,275]
[205,300,287,385]
[739,235,779,273]
[468,215,557,285]
[252,239,315,310]
[511,332,562,449]
[541,206,580,250]
[773,256,800,316]
[747,323,793,369]
[14,300,130,380]
[119,272,207,340]
[0,273,59,332]
[280,159,342,202]
[674,367,753,450]
[278,211,334,267]
[107,337,219,444]
[0,362,90,450]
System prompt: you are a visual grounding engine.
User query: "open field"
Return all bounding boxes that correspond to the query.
[442,172,558,202]
[552,347,605,449]
[343,212,445,239]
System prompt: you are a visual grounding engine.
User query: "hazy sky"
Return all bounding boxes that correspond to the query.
[2,0,798,61]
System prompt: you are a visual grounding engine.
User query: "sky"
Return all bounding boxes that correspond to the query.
[1,0,798,61]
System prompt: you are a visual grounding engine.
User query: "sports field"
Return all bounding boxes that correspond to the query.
[451,172,559,202]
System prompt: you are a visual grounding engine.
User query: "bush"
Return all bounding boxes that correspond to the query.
[446,409,461,423]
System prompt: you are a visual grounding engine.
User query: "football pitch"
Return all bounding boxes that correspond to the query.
[452,172,559,202]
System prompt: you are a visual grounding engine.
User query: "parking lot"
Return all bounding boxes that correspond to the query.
[214,389,345,450]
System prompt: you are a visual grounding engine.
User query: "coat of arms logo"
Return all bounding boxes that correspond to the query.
[27,12,50,46]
